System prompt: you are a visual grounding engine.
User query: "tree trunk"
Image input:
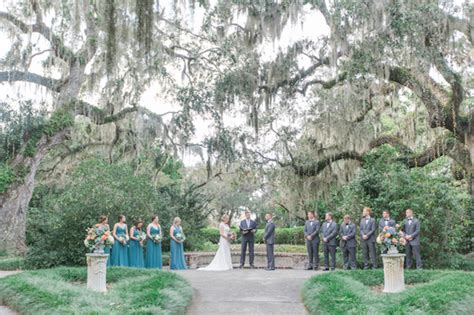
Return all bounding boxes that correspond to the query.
[0,131,68,255]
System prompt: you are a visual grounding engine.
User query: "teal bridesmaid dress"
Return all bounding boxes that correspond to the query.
[129,229,145,268]
[145,226,163,269]
[170,226,187,270]
[111,225,129,267]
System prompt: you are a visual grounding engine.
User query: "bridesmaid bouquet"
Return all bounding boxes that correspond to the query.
[118,235,129,246]
[151,234,162,243]
[175,232,186,242]
[137,231,146,242]
[84,224,114,252]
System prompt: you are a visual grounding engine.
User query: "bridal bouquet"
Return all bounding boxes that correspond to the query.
[228,232,236,241]
[376,225,406,252]
[175,232,186,242]
[84,224,114,253]
[151,234,162,244]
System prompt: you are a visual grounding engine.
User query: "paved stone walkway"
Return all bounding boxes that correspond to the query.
[177,269,319,315]
[0,271,20,315]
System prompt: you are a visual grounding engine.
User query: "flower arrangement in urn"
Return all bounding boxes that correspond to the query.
[84,224,114,253]
[376,224,407,254]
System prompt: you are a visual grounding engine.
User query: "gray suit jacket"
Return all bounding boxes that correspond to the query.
[304,220,320,242]
[264,220,276,245]
[402,218,421,245]
[378,218,396,232]
[360,217,376,242]
[339,223,356,248]
[321,221,338,246]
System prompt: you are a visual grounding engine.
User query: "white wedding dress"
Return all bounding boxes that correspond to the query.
[199,223,233,271]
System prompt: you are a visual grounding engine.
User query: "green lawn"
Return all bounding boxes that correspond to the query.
[302,269,474,315]
[0,267,192,315]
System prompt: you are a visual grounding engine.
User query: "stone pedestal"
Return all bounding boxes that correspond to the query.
[381,253,406,293]
[86,253,108,293]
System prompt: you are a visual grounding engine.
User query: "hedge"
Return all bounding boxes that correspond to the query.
[200,226,305,245]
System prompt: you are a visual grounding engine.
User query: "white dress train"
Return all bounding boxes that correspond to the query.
[199,223,233,271]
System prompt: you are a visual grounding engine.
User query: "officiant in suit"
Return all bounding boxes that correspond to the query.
[403,208,422,269]
[263,213,276,270]
[304,211,320,270]
[239,209,257,268]
[360,207,377,269]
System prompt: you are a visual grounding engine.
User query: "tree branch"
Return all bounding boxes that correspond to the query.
[0,70,63,92]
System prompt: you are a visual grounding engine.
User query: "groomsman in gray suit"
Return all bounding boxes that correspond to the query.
[321,212,338,271]
[379,210,396,232]
[360,207,377,269]
[263,213,276,270]
[304,211,320,270]
[339,214,357,270]
[403,208,422,269]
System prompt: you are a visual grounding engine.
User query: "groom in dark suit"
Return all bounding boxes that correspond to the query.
[263,213,276,270]
[239,209,257,268]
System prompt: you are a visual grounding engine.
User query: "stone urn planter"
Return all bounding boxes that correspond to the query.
[86,253,109,293]
[381,252,406,293]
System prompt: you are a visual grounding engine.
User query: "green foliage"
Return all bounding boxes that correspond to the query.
[0,256,25,270]
[325,145,473,268]
[42,110,74,137]
[0,163,14,194]
[25,158,208,268]
[303,270,474,315]
[0,267,192,314]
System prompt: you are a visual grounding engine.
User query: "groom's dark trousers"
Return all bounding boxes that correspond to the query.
[240,219,257,266]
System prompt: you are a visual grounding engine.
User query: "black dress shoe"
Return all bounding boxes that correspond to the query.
[306,267,313,270]
[323,268,330,271]
[250,265,255,269]
[313,266,319,271]
[265,268,275,271]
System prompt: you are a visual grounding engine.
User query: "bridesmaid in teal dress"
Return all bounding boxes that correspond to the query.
[111,215,129,266]
[128,220,145,268]
[97,215,112,267]
[146,215,163,269]
[170,217,187,270]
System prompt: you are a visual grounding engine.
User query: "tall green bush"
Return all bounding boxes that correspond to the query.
[26,158,208,268]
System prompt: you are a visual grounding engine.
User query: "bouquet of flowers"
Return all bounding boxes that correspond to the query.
[118,234,129,246]
[137,231,146,242]
[227,232,236,241]
[376,224,406,253]
[151,234,162,244]
[84,224,114,253]
[175,232,186,242]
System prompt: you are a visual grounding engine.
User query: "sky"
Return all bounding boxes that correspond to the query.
[0,0,468,165]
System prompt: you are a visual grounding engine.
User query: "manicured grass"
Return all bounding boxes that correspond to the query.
[0,267,192,315]
[0,256,25,270]
[302,269,474,315]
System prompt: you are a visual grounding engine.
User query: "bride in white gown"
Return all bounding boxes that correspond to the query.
[199,214,234,271]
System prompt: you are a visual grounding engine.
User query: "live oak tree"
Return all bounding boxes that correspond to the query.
[0,0,222,254]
